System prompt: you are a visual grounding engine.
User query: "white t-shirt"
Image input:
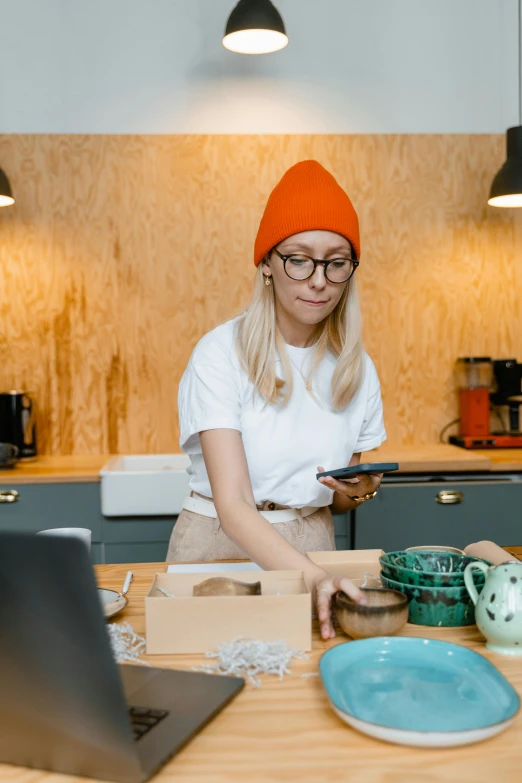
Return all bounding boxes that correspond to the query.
[178,318,386,508]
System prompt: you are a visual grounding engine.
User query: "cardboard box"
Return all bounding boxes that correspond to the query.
[308,549,384,581]
[145,570,312,655]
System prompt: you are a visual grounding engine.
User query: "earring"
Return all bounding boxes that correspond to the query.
[265,276,272,286]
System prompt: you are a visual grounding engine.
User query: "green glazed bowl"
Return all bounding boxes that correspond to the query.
[379,550,489,588]
[380,574,482,627]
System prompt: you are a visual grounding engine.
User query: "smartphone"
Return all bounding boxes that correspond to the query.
[316,462,399,480]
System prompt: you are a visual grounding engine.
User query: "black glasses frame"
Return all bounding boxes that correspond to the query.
[272,248,359,284]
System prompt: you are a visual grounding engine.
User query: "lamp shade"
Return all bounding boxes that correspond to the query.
[488,125,522,208]
[0,168,14,208]
[223,0,288,54]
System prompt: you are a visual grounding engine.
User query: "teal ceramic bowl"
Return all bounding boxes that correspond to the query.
[379,551,489,588]
[380,574,482,627]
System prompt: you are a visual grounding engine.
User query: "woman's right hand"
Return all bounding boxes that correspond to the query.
[311,571,366,640]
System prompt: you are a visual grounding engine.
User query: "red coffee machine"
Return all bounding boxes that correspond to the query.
[450,357,522,449]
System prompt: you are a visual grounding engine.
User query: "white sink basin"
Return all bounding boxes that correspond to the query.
[100,454,191,517]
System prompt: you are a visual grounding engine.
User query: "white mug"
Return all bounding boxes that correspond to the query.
[37,527,91,553]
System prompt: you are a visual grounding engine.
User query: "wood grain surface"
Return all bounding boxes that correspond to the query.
[0,134,521,455]
[0,444,503,485]
[0,559,521,783]
[474,449,522,472]
[0,454,109,484]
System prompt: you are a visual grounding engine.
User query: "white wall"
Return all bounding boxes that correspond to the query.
[0,0,520,133]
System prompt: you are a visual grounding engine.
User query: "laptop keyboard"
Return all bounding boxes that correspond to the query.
[129,706,169,741]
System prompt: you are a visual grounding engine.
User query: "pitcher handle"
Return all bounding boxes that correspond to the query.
[464,561,489,605]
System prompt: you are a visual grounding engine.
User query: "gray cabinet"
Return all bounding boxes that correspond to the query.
[355,478,522,551]
[103,517,174,545]
[104,542,170,563]
[0,482,174,564]
[103,516,174,563]
[91,544,104,564]
[0,483,103,540]
[3,475,521,563]
[333,512,350,550]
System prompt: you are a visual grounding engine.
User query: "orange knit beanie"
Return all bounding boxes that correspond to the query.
[253,160,360,266]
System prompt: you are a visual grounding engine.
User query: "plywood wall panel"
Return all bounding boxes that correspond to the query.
[0,134,520,454]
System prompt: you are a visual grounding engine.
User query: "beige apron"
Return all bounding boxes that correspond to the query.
[166,496,335,562]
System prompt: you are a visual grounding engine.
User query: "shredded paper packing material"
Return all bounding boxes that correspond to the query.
[106,625,320,682]
[108,621,149,665]
[191,637,309,687]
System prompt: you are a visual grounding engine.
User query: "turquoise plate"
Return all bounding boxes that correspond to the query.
[319,637,520,747]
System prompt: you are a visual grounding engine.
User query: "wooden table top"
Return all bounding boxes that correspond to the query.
[2,555,521,783]
[4,444,522,485]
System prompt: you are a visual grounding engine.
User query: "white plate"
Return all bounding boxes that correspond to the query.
[331,705,516,748]
[98,588,127,619]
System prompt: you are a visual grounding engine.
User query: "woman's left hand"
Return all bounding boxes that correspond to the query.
[317,465,382,499]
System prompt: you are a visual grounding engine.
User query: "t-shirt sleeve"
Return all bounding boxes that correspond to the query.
[353,356,387,453]
[178,340,242,454]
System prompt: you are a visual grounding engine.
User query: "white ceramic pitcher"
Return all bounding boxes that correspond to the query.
[464,561,522,655]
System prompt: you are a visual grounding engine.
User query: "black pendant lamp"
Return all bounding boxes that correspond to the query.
[0,168,14,208]
[488,0,522,207]
[223,0,288,55]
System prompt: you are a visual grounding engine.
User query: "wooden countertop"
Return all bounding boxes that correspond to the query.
[2,445,522,485]
[473,449,522,473]
[362,443,493,472]
[1,557,520,783]
[0,454,110,484]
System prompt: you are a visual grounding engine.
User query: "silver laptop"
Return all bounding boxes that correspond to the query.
[0,532,244,782]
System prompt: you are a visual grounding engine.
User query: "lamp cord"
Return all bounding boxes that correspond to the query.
[519,0,522,125]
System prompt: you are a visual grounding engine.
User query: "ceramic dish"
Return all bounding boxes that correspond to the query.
[379,551,489,587]
[99,588,127,619]
[405,545,464,554]
[381,574,479,626]
[334,588,408,639]
[319,637,520,747]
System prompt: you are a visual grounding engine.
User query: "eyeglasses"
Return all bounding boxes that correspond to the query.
[272,249,359,284]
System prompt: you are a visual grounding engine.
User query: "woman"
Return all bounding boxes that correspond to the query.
[167,160,386,639]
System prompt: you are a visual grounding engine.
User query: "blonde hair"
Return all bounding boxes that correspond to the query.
[236,264,364,410]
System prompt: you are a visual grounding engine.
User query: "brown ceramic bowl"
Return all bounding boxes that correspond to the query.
[334,587,409,639]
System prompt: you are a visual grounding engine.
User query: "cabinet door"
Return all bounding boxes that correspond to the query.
[105,515,350,562]
[104,541,170,563]
[91,543,103,564]
[333,512,350,550]
[355,481,522,552]
[102,516,175,563]
[102,517,175,544]
[0,483,103,541]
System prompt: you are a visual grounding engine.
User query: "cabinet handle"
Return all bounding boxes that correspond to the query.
[0,489,20,504]
[436,490,464,505]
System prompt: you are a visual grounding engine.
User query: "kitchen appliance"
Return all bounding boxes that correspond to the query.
[0,390,37,459]
[450,357,522,448]
[0,442,19,468]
